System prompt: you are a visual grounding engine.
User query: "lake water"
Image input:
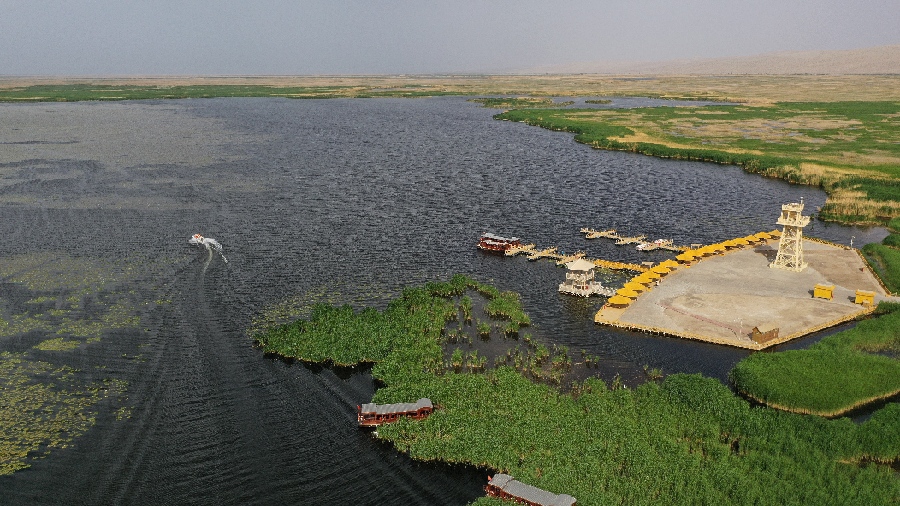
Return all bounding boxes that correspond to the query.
[0,96,887,505]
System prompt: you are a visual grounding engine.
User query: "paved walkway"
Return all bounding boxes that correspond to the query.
[598,240,885,348]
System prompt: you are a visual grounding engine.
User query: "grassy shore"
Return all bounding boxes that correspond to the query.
[0,83,464,102]
[256,275,900,505]
[731,218,900,417]
[863,219,900,293]
[730,303,900,417]
[469,97,575,109]
[495,102,900,224]
[3,75,900,103]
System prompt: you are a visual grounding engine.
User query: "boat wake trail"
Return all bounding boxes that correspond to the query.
[189,233,228,272]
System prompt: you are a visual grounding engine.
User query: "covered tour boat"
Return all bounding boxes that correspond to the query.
[357,398,433,428]
[478,233,521,253]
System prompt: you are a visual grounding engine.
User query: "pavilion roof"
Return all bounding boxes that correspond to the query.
[564,258,597,271]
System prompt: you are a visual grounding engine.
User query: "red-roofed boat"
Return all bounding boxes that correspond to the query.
[477,233,521,253]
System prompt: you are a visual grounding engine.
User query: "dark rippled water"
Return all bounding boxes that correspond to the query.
[0,97,886,505]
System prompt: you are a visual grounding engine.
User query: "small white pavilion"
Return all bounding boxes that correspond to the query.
[559,258,614,297]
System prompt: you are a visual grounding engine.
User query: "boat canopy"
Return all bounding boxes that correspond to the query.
[488,474,576,506]
[481,233,519,242]
[359,398,432,416]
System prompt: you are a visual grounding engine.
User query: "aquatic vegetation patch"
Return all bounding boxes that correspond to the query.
[0,252,121,293]
[33,337,81,351]
[0,252,142,339]
[0,352,122,475]
[0,252,145,475]
[258,276,900,505]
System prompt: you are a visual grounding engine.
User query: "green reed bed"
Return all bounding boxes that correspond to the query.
[255,274,528,385]
[731,303,900,417]
[863,243,900,292]
[384,370,900,506]
[483,290,531,328]
[257,276,899,505]
[863,239,900,294]
[731,231,900,416]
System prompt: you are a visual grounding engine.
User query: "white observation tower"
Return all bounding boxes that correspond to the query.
[770,199,810,272]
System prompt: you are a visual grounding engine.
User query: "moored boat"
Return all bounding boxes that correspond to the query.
[478,233,521,253]
[357,398,433,427]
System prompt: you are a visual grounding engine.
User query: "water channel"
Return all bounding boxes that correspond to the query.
[0,96,887,504]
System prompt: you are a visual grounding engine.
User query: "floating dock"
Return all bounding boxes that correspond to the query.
[526,247,558,261]
[580,227,619,240]
[636,239,689,252]
[582,227,689,252]
[504,243,536,256]
[502,239,646,272]
[615,235,646,245]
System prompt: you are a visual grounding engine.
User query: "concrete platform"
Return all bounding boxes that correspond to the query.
[595,239,893,349]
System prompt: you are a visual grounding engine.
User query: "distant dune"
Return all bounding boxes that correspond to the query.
[521,45,900,75]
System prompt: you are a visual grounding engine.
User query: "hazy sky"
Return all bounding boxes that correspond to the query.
[2,0,898,75]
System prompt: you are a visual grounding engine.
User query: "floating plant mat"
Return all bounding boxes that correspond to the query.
[0,251,152,475]
[0,352,127,474]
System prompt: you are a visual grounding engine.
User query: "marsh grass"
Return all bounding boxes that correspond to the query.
[0,83,462,102]
[470,97,574,109]
[731,303,900,417]
[496,102,900,224]
[4,75,900,103]
[862,241,900,294]
[257,275,900,505]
